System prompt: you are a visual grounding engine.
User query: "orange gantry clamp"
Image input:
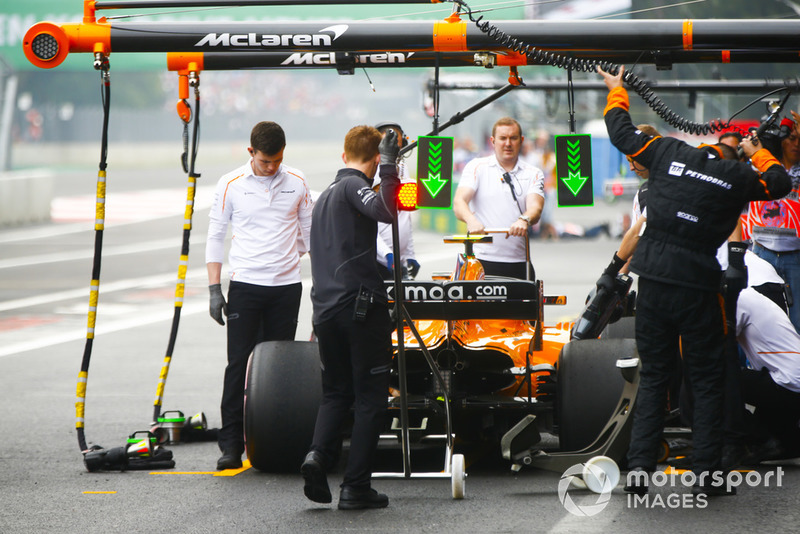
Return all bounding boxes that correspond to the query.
[168,53,205,123]
[433,11,467,52]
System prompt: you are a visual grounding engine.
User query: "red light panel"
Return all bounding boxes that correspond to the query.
[397,182,417,211]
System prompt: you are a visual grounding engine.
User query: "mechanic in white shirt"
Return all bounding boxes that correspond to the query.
[205,121,313,471]
[373,122,419,280]
[453,117,545,280]
[734,254,800,462]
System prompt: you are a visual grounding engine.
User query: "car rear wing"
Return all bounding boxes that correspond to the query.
[385,280,565,321]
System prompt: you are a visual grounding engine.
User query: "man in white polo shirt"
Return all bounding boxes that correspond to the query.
[453,117,545,279]
[205,121,313,470]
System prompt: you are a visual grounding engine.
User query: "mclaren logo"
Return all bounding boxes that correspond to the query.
[195,24,348,48]
[280,52,413,66]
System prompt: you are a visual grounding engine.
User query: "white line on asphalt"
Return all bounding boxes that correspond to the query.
[0,186,214,244]
[0,235,207,270]
[0,222,93,244]
[0,273,312,358]
[0,300,207,359]
[0,268,208,312]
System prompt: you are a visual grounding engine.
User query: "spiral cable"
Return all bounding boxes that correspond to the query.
[450,0,730,135]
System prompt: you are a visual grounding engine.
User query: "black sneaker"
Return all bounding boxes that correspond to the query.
[741,437,787,466]
[338,486,389,510]
[721,443,748,471]
[623,467,649,495]
[301,451,331,504]
[216,449,243,470]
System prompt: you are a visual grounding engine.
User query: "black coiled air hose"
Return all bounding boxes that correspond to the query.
[452,0,730,136]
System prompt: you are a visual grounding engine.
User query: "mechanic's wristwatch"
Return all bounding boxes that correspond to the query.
[518,215,531,226]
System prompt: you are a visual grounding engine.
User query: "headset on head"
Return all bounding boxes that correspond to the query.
[779,117,796,140]
[375,121,409,148]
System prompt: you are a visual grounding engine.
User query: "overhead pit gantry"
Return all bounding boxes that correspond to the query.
[22,0,800,71]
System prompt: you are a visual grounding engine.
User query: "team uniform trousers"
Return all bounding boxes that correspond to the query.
[218,280,302,453]
[740,367,800,451]
[630,277,726,474]
[310,305,393,489]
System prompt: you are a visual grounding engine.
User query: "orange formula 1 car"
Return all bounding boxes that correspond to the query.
[243,233,639,490]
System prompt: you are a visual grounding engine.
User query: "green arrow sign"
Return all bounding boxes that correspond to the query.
[555,134,594,207]
[416,136,453,209]
[422,141,448,198]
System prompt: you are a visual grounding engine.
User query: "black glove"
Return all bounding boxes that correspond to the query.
[724,241,748,315]
[596,252,626,292]
[407,258,421,279]
[725,242,748,291]
[378,128,399,165]
[727,241,747,271]
[209,284,227,326]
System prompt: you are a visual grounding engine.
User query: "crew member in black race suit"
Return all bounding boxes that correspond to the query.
[595,65,791,496]
[301,126,400,510]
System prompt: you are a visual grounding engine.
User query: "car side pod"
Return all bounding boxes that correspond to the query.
[501,357,639,491]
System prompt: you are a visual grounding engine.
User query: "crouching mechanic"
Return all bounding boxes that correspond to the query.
[596,65,791,496]
[301,126,400,510]
[205,121,312,470]
[729,251,800,463]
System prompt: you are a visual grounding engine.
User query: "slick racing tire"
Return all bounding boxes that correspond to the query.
[244,341,322,473]
[600,316,636,339]
[557,338,637,451]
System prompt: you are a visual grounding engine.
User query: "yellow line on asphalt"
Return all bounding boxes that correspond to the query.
[664,466,753,474]
[149,459,252,476]
[83,491,117,494]
[149,471,217,475]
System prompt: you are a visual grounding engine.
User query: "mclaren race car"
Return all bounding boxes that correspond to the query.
[243,231,639,482]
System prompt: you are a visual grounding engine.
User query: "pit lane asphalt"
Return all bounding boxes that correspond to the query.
[2,158,799,534]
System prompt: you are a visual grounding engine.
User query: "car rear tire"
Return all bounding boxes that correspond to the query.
[600,316,636,339]
[244,340,322,472]
[557,338,637,451]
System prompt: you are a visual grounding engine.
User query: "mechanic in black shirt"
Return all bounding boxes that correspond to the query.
[301,125,400,510]
[596,66,791,496]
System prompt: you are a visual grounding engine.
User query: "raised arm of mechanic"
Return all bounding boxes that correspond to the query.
[348,129,401,223]
[453,186,486,234]
[598,64,624,90]
[374,129,401,221]
[740,135,793,200]
[598,65,658,170]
